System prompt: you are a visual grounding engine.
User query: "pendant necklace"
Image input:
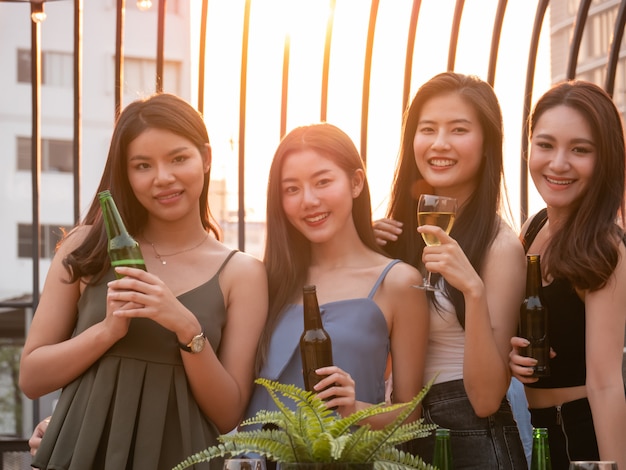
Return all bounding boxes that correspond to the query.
[144,233,209,265]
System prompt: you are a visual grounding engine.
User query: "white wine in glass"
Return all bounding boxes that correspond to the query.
[415,194,457,291]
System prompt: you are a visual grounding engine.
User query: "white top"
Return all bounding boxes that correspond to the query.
[423,281,465,384]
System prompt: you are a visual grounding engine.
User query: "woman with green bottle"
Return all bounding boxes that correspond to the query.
[19,93,268,469]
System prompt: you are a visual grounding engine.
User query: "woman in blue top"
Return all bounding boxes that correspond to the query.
[510,80,626,469]
[244,123,429,430]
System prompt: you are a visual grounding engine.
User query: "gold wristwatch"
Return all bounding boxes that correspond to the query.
[179,331,206,353]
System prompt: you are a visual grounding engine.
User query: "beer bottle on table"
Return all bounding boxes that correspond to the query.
[519,254,550,377]
[432,427,453,470]
[299,285,333,392]
[530,427,552,470]
[98,190,146,279]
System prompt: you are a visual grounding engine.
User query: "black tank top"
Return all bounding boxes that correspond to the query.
[522,209,586,388]
[521,209,626,389]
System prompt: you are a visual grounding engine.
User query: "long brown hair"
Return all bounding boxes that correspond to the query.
[259,122,383,370]
[529,80,626,290]
[62,93,221,283]
[385,72,504,328]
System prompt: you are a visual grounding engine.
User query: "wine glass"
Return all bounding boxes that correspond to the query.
[223,458,267,470]
[568,462,618,470]
[414,194,457,292]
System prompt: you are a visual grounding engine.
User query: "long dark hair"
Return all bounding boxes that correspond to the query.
[385,72,504,327]
[259,122,383,369]
[62,93,221,283]
[529,80,626,290]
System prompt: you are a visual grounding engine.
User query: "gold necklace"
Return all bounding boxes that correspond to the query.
[144,233,209,265]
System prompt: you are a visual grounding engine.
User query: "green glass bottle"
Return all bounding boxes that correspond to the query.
[299,285,333,392]
[530,427,552,470]
[98,190,146,278]
[520,254,551,377]
[432,427,453,470]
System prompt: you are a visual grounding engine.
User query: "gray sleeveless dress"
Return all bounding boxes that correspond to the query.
[243,259,400,423]
[32,251,237,470]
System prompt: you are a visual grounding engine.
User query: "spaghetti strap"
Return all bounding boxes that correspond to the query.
[522,208,548,253]
[367,259,402,299]
[216,250,238,275]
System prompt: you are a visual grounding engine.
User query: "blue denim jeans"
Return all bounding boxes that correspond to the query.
[402,379,528,469]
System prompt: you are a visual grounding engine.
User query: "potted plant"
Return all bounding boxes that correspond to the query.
[173,377,436,470]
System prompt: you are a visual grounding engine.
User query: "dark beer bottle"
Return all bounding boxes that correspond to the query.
[519,254,550,377]
[299,285,333,392]
[432,427,453,470]
[530,427,552,470]
[98,190,147,279]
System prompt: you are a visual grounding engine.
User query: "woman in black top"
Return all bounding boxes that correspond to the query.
[510,80,626,469]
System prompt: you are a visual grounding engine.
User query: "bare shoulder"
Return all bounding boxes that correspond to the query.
[379,257,422,289]
[218,247,267,283]
[489,219,525,260]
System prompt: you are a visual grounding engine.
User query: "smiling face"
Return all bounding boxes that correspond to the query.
[529,104,596,215]
[412,92,484,204]
[280,149,363,245]
[126,127,210,223]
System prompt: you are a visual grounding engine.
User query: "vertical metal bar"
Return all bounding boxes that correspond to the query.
[320,0,336,122]
[487,0,507,86]
[402,0,422,113]
[360,0,379,165]
[238,0,252,251]
[29,0,43,430]
[605,0,626,96]
[566,0,591,80]
[197,0,208,113]
[447,0,465,71]
[115,0,125,119]
[520,0,549,225]
[156,0,166,92]
[280,33,290,139]
[73,0,83,223]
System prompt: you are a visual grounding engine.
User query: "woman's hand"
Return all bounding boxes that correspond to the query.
[509,336,539,384]
[418,225,482,295]
[314,366,356,417]
[510,336,557,384]
[29,417,50,456]
[373,218,403,246]
[106,266,199,341]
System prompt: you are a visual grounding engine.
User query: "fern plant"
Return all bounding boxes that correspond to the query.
[173,378,437,470]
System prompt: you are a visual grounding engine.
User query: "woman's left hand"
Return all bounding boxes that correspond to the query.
[418,225,482,294]
[106,266,194,335]
[314,366,356,416]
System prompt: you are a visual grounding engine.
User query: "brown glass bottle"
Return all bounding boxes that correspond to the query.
[98,190,147,279]
[519,254,550,377]
[299,285,334,391]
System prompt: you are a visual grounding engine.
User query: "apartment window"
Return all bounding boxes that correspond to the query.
[17,49,73,87]
[17,136,73,173]
[18,224,71,259]
[124,57,181,96]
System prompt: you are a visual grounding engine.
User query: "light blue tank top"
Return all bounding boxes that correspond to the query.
[243,259,401,423]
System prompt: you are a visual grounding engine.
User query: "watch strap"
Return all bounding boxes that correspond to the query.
[178,331,205,352]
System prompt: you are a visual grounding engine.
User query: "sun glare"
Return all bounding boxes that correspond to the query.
[190,0,550,240]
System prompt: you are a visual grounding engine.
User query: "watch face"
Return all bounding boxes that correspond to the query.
[190,334,206,353]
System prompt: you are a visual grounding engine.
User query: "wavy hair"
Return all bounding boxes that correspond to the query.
[385,72,504,327]
[62,93,221,283]
[529,80,626,290]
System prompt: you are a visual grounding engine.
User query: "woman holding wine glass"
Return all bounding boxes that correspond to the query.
[374,72,529,469]
[509,80,626,470]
